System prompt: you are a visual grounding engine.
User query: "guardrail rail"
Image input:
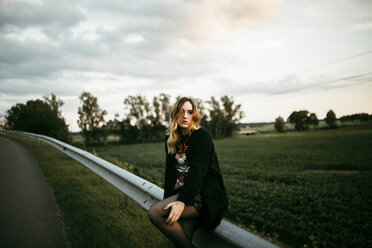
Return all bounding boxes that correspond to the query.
[4,130,279,248]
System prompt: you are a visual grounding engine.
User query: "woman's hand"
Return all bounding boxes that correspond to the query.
[164,201,185,225]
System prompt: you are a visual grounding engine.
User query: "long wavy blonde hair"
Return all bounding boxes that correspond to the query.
[166,97,201,154]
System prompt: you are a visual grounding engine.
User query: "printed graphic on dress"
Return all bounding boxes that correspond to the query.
[174,143,190,190]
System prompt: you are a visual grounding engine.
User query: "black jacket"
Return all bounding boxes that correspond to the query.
[164,127,228,230]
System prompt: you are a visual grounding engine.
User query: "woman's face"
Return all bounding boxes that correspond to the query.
[178,101,193,130]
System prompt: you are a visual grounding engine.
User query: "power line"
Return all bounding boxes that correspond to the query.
[243,49,372,104]
[281,75,372,100]
[247,71,372,104]
[276,71,372,95]
[294,50,372,74]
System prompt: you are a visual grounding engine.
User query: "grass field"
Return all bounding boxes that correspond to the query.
[87,126,372,248]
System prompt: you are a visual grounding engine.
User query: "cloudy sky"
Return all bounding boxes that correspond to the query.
[1,0,371,132]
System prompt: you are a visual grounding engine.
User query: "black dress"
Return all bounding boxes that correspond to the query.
[164,127,228,231]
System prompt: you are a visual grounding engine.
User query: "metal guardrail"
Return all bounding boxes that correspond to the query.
[5,130,279,248]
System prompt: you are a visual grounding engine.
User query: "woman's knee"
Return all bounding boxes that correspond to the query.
[148,195,177,224]
[148,203,163,224]
[148,204,156,222]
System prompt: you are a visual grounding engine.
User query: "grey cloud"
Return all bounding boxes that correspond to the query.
[0,1,208,83]
[59,35,109,58]
[84,0,183,19]
[0,0,86,38]
[86,0,281,42]
[0,77,85,96]
[0,36,72,80]
[0,36,59,65]
[0,0,281,86]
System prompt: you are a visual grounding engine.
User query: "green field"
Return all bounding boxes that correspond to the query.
[88,126,372,248]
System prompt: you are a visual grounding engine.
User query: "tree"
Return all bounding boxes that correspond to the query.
[159,93,171,126]
[207,96,244,138]
[287,110,310,131]
[287,111,320,131]
[221,95,244,136]
[150,95,168,141]
[274,116,285,133]
[43,93,64,118]
[194,97,209,130]
[118,118,139,144]
[5,98,70,142]
[325,110,337,128]
[77,92,107,146]
[307,113,319,127]
[207,96,224,137]
[123,95,152,142]
[120,94,170,143]
[124,95,151,125]
[0,116,6,130]
[106,113,121,139]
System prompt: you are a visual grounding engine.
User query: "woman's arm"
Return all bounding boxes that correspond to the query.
[163,135,174,199]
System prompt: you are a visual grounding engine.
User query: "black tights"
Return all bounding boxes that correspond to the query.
[148,194,200,248]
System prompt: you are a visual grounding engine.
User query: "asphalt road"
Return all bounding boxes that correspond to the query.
[0,136,68,248]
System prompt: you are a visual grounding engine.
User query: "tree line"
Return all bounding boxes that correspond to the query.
[2,92,244,147]
[3,94,70,142]
[274,110,372,133]
[77,92,244,146]
[339,113,372,122]
[274,109,336,132]
[2,92,370,142]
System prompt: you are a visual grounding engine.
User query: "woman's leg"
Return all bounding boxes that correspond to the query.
[178,218,198,240]
[148,194,200,248]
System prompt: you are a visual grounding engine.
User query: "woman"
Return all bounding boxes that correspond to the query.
[148,97,228,248]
